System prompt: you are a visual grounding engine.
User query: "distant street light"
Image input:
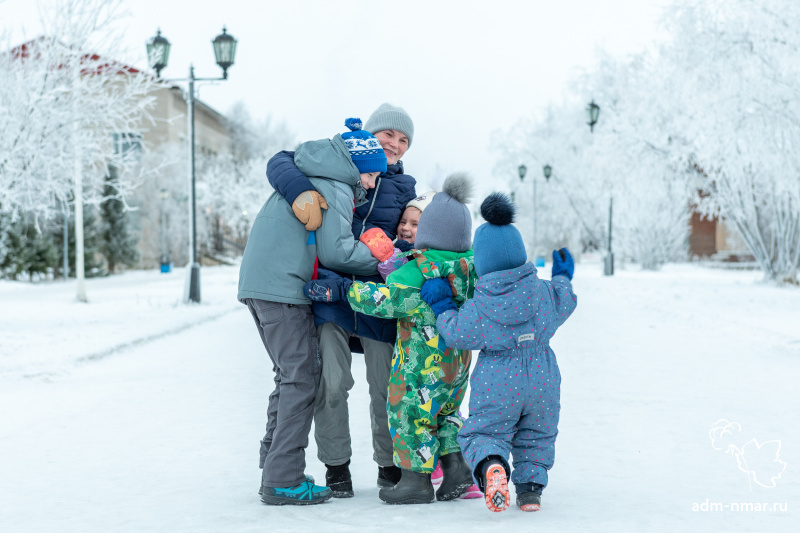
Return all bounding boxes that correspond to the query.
[147,27,238,302]
[585,99,612,275]
[519,163,545,265]
[586,100,600,133]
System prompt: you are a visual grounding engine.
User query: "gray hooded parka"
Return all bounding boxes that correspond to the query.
[237,134,378,305]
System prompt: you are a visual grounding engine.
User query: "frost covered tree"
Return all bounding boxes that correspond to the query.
[100,167,139,273]
[196,102,296,254]
[662,0,800,283]
[0,0,158,297]
[490,106,608,258]
[492,0,800,281]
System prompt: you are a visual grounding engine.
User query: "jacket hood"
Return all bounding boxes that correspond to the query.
[294,135,361,188]
[474,262,539,326]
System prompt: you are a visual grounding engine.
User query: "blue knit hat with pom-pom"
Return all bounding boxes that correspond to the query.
[473,193,528,277]
[341,118,387,175]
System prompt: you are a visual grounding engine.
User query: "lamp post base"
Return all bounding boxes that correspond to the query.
[184,262,201,303]
[603,253,615,276]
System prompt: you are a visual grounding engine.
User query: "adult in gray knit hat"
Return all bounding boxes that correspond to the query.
[414,172,475,252]
[365,103,415,147]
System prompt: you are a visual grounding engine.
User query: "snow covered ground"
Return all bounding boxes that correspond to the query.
[0,261,797,532]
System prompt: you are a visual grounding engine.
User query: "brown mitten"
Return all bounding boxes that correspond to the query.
[360,228,395,262]
[292,191,329,231]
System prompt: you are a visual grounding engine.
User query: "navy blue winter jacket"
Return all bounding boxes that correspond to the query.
[266,151,417,348]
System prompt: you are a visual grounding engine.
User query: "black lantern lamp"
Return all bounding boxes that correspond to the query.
[518,163,527,181]
[146,29,171,78]
[543,164,552,180]
[586,100,600,132]
[212,27,238,79]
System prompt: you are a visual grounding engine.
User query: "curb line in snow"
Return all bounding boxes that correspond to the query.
[77,306,243,364]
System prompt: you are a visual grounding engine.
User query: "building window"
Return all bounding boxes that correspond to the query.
[113,133,143,159]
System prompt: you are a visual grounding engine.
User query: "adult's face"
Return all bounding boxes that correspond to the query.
[373,129,409,165]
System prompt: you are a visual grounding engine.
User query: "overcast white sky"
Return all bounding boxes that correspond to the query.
[1,0,668,193]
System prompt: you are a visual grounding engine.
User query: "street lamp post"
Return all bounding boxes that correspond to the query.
[160,188,171,273]
[518,163,530,254]
[585,99,613,275]
[147,27,238,303]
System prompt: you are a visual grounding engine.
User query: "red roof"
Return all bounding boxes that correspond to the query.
[9,36,145,77]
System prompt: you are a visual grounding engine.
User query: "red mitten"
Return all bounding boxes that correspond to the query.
[360,228,394,262]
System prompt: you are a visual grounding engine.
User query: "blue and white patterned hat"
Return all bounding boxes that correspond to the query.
[342,118,387,175]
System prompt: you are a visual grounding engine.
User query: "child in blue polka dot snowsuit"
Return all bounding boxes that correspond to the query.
[420,192,577,513]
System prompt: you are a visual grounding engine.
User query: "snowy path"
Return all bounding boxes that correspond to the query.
[0,263,797,532]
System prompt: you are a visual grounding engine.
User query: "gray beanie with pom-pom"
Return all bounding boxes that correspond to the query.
[414,173,474,252]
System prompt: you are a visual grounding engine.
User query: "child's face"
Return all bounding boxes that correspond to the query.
[373,130,409,165]
[360,172,380,190]
[397,206,421,242]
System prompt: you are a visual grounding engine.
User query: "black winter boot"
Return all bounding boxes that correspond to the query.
[515,482,544,512]
[378,468,435,504]
[377,465,402,488]
[435,452,474,501]
[325,461,354,498]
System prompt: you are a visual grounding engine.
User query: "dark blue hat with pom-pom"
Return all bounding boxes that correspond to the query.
[473,192,528,277]
[341,117,387,175]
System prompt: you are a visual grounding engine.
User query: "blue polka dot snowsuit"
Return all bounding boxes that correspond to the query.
[435,262,577,489]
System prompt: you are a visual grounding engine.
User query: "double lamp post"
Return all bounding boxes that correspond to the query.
[147,27,238,303]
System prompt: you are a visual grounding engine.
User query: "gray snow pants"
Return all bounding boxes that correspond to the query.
[313,322,394,468]
[246,299,320,489]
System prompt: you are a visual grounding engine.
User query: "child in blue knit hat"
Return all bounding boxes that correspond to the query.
[420,192,578,513]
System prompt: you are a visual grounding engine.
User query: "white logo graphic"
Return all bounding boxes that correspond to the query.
[709,419,787,489]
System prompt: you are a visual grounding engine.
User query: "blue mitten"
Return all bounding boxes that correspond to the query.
[430,298,458,317]
[395,239,413,253]
[420,278,453,305]
[304,271,353,302]
[551,248,575,280]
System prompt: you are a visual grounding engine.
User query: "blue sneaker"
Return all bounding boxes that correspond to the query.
[261,480,332,505]
[259,475,314,495]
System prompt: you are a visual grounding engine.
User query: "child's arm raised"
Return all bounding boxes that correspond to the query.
[543,248,578,329]
[541,276,577,330]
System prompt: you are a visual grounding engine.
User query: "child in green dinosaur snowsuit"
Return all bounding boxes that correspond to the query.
[349,247,475,463]
[303,174,478,504]
[348,173,478,505]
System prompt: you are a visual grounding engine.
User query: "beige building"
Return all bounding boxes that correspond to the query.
[130,83,234,269]
[143,85,230,157]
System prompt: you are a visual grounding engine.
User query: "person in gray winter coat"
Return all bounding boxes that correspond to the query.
[237,118,387,506]
[420,192,577,513]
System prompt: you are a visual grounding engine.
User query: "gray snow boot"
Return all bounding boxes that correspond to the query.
[435,452,474,501]
[378,468,435,505]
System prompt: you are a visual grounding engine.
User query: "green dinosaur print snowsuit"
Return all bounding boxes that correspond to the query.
[346,249,477,473]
